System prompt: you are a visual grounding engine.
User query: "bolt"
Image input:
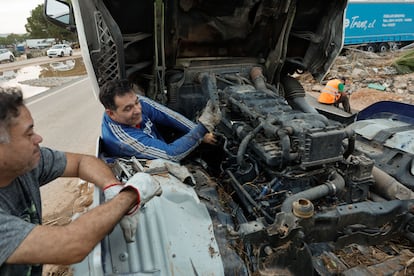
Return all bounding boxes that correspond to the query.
[119,252,128,262]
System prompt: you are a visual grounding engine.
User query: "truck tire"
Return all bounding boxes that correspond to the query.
[390,43,399,51]
[365,44,376,52]
[379,43,388,53]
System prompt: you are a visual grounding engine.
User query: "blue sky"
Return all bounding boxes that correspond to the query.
[0,0,44,34]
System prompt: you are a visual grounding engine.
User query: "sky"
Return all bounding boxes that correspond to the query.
[0,0,44,34]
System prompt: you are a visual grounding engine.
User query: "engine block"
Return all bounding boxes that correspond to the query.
[220,84,351,170]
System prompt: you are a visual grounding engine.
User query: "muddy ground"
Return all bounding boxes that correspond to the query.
[40,49,414,276]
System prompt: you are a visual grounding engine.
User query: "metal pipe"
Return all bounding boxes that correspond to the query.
[226,169,273,221]
[277,127,298,162]
[372,166,414,200]
[281,171,345,213]
[250,67,278,98]
[198,72,219,106]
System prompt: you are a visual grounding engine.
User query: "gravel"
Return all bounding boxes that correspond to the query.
[19,76,82,87]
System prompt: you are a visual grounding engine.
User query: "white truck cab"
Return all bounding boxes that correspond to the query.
[44,1,414,275]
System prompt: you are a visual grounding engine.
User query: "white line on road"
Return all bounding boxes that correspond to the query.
[27,77,90,106]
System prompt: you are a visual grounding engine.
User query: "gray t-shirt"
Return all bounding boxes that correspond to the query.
[0,147,66,276]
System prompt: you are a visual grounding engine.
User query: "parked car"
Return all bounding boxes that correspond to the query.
[0,48,15,63]
[46,44,73,58]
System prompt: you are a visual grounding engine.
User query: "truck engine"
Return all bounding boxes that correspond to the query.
[150,63,414,274]
[44,0,414,274]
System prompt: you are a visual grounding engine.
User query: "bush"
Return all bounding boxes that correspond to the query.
[393,49,414,74]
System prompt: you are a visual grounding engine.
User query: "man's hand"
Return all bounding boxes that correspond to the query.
[103,173,162,242]
[202,132,217,145]
[122,172,162,209]
[198,100,221,132]
[119,173,162,242]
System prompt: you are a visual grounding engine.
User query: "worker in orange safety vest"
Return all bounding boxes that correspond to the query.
[318,77,351,113]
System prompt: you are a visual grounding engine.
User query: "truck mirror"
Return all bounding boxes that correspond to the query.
[44,0,75,31]
[45,0,70,24]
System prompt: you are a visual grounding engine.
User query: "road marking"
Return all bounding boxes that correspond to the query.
[27,77,89,106]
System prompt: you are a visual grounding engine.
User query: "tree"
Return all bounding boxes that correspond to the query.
[0,34,28,48]
[25,4,76,42]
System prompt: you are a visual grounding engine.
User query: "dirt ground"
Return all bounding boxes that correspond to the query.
[40,49,414,275]
[299,48,414,112]
[41,179,94,276]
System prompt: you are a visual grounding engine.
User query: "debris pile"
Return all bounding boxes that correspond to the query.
[298,49,414,111]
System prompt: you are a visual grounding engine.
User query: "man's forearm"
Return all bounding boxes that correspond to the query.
[64,153,120,189]
[7,191,136,265]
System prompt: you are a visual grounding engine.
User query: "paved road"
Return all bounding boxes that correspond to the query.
[26,76,104,219]
[1,48,98,153]
[27,76,103,155]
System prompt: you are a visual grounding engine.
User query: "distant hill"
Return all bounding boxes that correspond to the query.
[0,33,25,37]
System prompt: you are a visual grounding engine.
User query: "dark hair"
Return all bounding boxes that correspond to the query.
[99,79,134,110]
[0,87,24,143]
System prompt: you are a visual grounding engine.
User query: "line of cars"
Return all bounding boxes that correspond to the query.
[0,43,73,64]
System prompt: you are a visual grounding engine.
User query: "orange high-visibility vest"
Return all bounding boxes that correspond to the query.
[318,79,342,104]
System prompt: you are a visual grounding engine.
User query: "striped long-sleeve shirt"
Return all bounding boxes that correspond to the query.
[101,96,207,162]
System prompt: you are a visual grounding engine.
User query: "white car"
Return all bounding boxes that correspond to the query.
[0,49,15,63]
[47,44,73,58]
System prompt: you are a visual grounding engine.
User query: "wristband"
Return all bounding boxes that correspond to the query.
[103,183,123,202]
[103,182,123,190]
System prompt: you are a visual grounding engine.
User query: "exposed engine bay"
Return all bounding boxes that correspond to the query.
[104,63,414,275]
[45,0,414,274]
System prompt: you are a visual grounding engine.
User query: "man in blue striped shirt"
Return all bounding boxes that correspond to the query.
[99,79,221,162]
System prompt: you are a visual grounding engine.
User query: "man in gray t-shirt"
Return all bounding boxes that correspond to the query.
[0,148,66,275]
[0,87,161,275]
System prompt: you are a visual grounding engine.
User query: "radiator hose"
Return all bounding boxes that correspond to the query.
[281,75,319,114]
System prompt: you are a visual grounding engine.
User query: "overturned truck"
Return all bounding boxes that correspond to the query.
[45,0,414,275]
